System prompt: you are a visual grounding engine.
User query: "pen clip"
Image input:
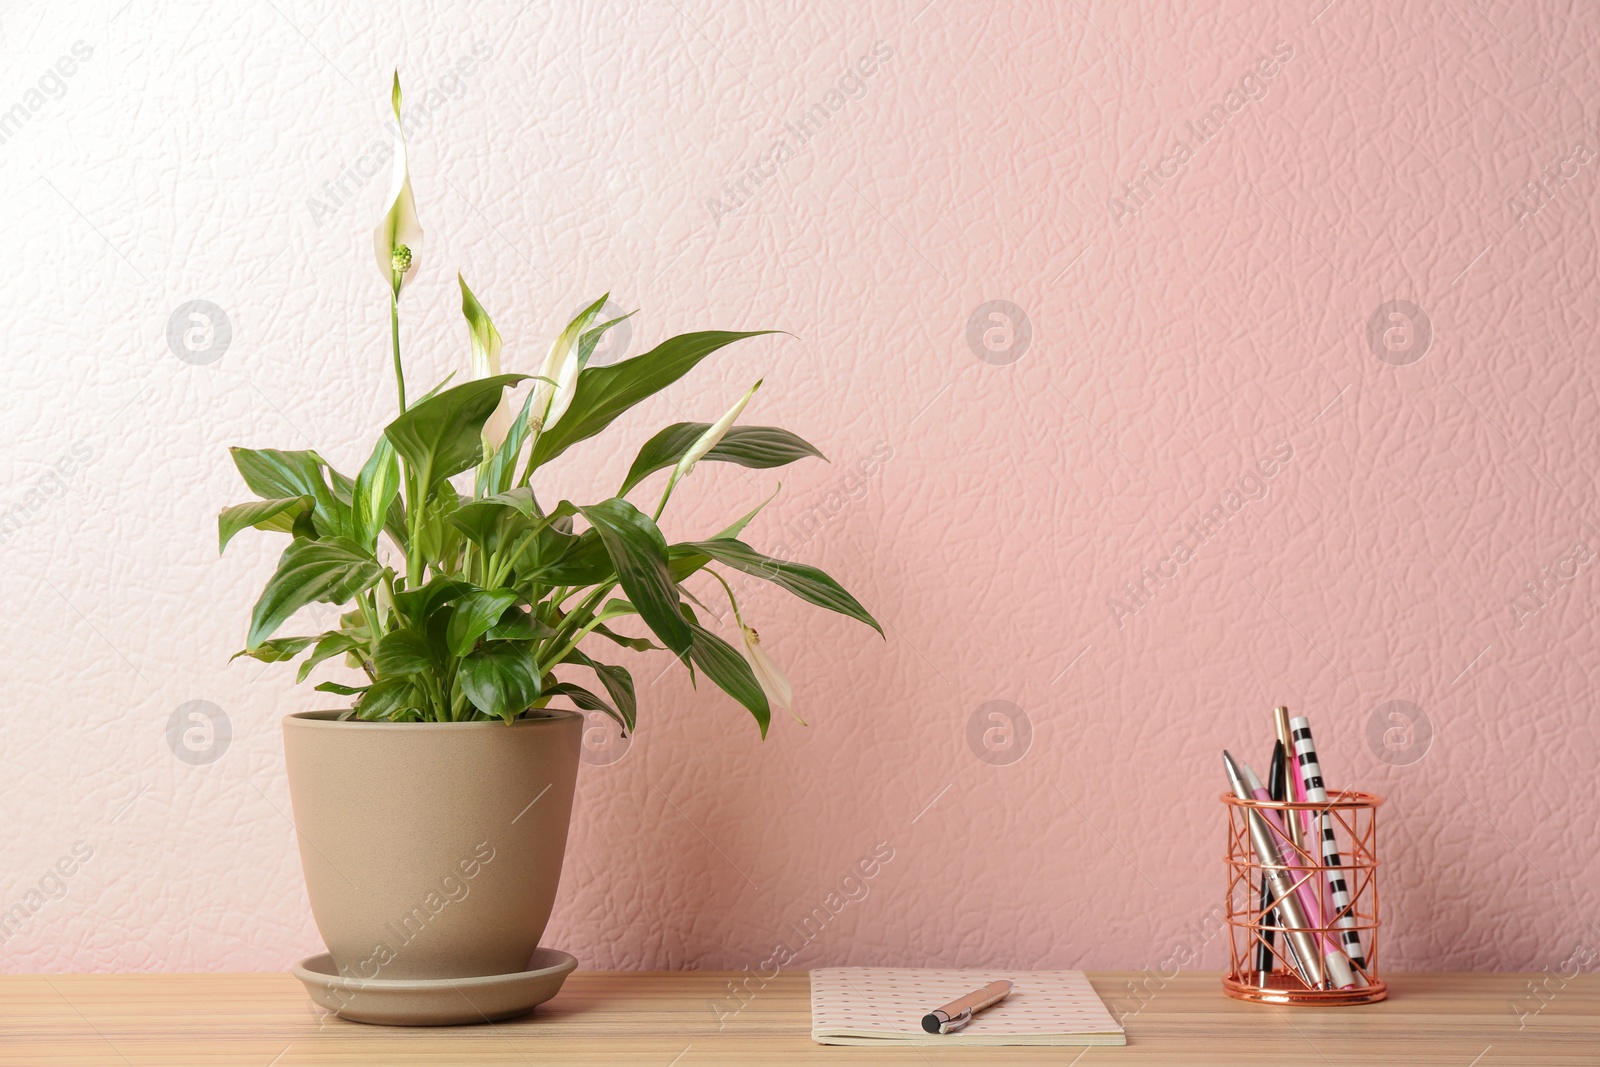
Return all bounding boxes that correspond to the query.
[939,1008,973,1034]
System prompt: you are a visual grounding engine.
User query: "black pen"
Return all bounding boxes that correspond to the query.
[1254,740,1286,983]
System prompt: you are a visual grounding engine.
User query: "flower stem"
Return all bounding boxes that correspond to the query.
[517,418,544,488]
[406,472,425,589]
[652,472,679,523]
[390,290,406,412]
[704,566,744,628]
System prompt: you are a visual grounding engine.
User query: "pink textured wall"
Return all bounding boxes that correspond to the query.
[2,0,1598,980]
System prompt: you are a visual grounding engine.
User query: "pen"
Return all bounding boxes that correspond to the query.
[1223,751,1326,990]
[1238,760,1356,990]
[920,979,1012,1034]
[1253,740,1286,982]
[1289,715,1370,983]
[1272,707,1306,858]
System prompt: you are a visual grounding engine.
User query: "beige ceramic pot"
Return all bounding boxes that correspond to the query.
[282,710,582,980]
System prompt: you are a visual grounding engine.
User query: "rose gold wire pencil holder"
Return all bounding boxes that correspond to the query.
[1221,789,1386,1005]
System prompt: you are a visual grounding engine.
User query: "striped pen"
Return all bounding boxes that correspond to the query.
[1289,714,1370,983]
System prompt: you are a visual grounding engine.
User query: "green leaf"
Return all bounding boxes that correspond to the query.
[481,486,538,517]
[527,331,776,471]
[667,545,711,584]
[687,621,770,737]
[391,574,474,628]
[229,447,328,500]
[678,538,882,635]
[314,680,368,696]
[352,436,402,552]
[591,620,657,652]
[466,498,580,580]
[459,642,542,723]
[383,374,529,489]
[412,373,459,407]
[230,635,317,663]
[716,484,780,540]
[577,499,689,658]
[568,650,637,730]
[425,602,454,664]
[619,424,824,497]
[357,677,422,719]
[450,487,537,549]
[544,681,624,728]
[522,526,614,585]
[247,538,382,650]
[445,589,520,656]
[327,466,355,505]
[229,448,353,540]
[487,606,557,641]
[374,627,435,676]
[218,496,313,554]
[545,498,576,534]
[536,497,579,525]
[578,311,634,363]
[417,487,465,569]
[664,488,783,584]
[564,598,656,652]
[296,631,361,683]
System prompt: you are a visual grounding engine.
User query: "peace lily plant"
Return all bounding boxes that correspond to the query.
[220,75,880,739]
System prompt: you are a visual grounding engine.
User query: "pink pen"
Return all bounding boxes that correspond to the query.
[1239,762,1356,990]
[1287,762,1323,921]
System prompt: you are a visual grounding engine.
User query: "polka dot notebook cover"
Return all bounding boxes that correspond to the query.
[809,968,1127,1046]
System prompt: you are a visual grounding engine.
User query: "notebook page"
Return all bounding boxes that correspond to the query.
[810,968,1126,1047]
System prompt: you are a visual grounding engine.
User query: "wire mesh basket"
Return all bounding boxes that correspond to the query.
[1221,789,1386,1005]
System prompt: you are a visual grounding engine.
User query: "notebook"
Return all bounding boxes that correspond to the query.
[809,968,1126,1047]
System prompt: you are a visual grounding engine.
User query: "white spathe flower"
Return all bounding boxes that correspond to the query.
[375,576,396,629]
[739,625,797,722]
[542,336,586,431]
[530,297,608,434]
[459,275,511,448]
[373,72,422,297]
[675,380,760,482]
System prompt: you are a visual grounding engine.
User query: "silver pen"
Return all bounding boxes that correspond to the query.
[1223,751,1325,990]
[921,979,1012,1034]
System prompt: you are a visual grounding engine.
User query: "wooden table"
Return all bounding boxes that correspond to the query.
[2,971,1594,1065]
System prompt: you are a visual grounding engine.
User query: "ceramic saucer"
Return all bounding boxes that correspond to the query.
[292,947,578,1026]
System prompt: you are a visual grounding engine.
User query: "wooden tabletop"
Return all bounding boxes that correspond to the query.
[1,971,1594,1065]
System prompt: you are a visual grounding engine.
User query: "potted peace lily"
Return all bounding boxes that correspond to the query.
[221,77,879,1024]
